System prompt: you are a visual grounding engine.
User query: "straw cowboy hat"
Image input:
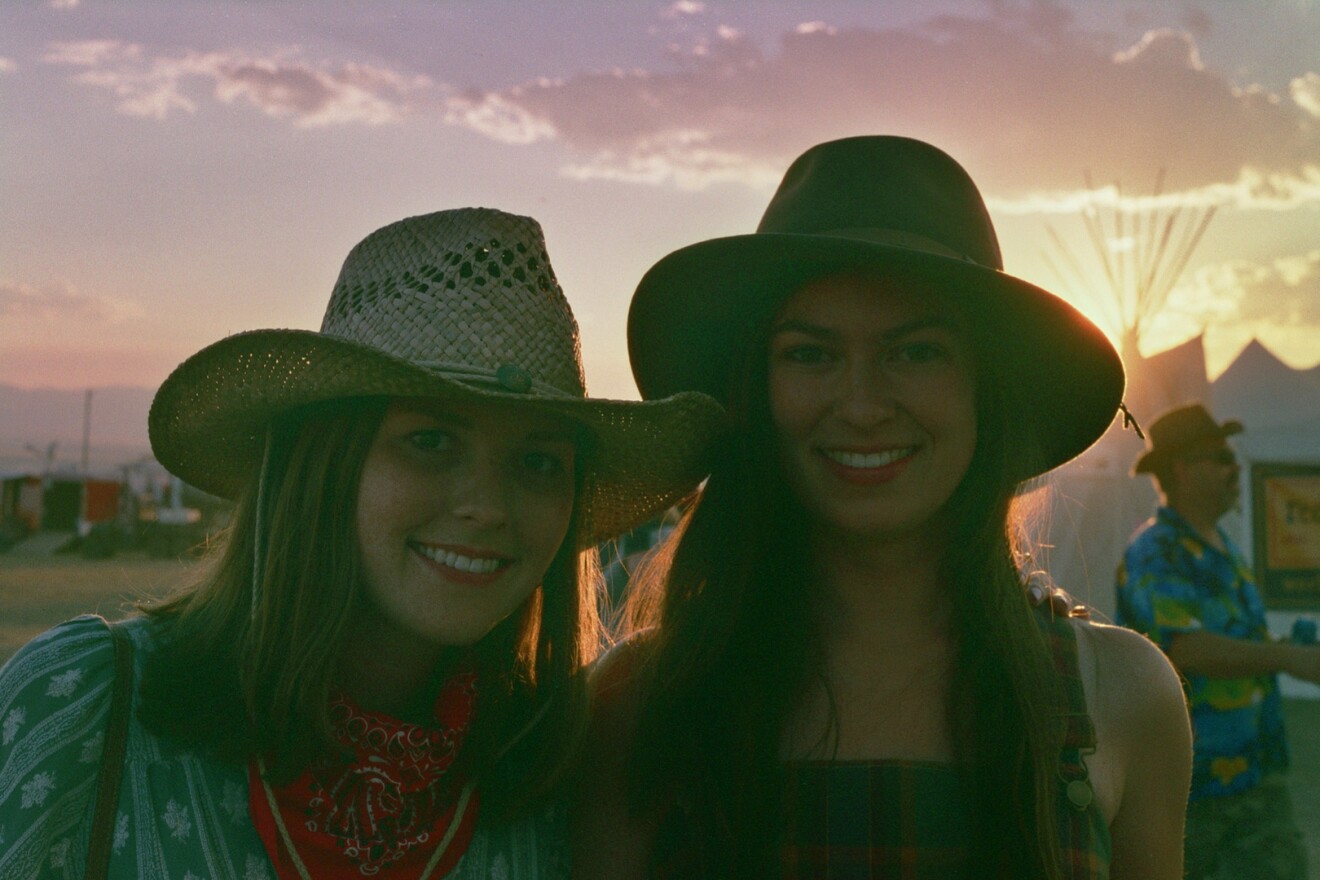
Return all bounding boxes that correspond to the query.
[150,208,725,544]
[628,135,1125,478]
[1132,403,1243,475]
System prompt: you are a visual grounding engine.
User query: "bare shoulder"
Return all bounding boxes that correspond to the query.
[1069,619,1191,877]
[573,630,661,880]
[1073,619,1187,728]
[585,629,659,750]
[1071,620,1188,707]
[590,629,656,697]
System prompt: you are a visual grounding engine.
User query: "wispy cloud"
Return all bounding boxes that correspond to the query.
[48,0,79,8]
[41,6,1320,204]
[443,88,556,144]
[1137,250,1320,357]
[992,165,1320,216]
[44,41,435,126]
[43,40,133,66]
[0,57,16,74]
[1292,72,1320,118]
[453,7,1320,202]
[663,1,706,18]
[1216,250,1320,324]
[0,281,136,322]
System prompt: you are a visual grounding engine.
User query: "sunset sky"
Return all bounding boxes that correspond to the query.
[3,0,1318,404]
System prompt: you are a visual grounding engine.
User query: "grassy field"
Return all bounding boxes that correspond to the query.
[0,552,1316,865]
[0,552,198,662]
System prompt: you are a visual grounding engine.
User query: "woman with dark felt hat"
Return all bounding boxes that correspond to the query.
[0,208,723,879]
[573,137,1192,879]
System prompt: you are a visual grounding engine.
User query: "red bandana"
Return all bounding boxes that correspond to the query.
[250,671,480,878]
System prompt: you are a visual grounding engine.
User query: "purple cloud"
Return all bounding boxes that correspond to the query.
[44,41,434,126]
[0,281,128,322]
[460,10,1318,201]
[39,8,1320,203]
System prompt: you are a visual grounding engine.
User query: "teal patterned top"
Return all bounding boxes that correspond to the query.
[0,615,568,879]
[1116,506,1288,801]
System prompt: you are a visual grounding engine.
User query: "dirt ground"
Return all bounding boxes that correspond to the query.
[1,552,1317,866]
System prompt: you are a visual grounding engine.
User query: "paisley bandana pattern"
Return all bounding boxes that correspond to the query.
[250,671,480,878]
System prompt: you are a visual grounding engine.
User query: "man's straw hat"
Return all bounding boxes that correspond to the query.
[150,208,725,544]
[629,136,1125,478]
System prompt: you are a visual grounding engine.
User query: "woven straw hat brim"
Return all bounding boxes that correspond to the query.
[149,328,726,546]
[1132,420,1244,474]
[629,232,1124,478]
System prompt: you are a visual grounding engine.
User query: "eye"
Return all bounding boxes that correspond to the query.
[778,343,835,366]
[890,340,949,366]
[521,450,567,476]
[406,429,454,452]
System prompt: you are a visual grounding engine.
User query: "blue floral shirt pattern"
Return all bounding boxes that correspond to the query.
[1116,506,1288,802]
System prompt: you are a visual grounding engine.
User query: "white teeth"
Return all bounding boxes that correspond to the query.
[416,545,502,574]
[823,447,915,468]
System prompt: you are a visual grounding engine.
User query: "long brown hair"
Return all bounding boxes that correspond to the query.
[138,396,602,818]
[623,283,1068,878]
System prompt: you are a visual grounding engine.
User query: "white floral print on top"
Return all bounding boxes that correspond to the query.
[0,615,569,879]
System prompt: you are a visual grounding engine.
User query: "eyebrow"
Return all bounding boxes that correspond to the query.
[770,315,959,342]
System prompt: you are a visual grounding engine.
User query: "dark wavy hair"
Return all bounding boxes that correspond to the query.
[138,396,601,818]
[622,277,1068,878]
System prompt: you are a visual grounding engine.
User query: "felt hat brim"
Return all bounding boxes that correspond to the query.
[1132,419,1244,475]
[629,232,1124,477]
[150,328,726,546]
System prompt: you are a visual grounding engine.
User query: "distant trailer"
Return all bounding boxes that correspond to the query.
[1,475,43,532]
[81,479,121,529]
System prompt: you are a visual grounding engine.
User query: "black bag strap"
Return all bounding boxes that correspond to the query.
[85,620,135,880]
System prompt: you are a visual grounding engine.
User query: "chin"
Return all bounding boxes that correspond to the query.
[824,513,924,541]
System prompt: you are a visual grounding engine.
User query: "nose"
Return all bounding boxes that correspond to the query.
[449,457,510,528]
[835,360,897,427]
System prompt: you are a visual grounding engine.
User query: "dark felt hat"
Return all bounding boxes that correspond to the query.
[628,135,1125,478]
[1133,404,1243,475]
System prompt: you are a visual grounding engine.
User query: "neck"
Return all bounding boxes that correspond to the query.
[1168,499,1224,550]
[784,521,956,762]
[335,608,454,724]
[809,522,952,649]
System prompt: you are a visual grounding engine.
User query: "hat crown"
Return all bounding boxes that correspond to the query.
[320,208,586,397]
[756,136,1004,270]
[1147,405,1226,450]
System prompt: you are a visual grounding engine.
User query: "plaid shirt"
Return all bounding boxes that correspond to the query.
[1116,506,1289,801]
[778,611,1109,879]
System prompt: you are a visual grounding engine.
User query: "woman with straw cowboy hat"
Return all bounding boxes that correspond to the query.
[573,136,1193,879]
[0,208,723,879]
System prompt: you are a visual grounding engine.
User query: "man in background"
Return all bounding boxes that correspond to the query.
[1117,403,1320,880]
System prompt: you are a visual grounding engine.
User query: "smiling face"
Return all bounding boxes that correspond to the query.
[767,273,978,542]
[354,397,578,651]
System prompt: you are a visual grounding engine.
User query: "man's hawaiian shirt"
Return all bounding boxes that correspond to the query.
[1117,506,1288,801]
